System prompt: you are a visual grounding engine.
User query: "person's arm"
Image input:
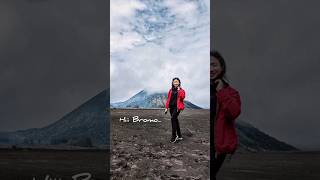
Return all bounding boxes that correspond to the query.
[180,88,185,100]
[165,89,171,109]
[216,88,241,120]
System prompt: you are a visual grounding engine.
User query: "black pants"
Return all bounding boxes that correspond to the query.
[213,153,227,179]
[169,106,181,137]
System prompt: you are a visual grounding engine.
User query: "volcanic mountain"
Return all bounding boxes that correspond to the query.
[111,90,202,109]
[0,90,108,148]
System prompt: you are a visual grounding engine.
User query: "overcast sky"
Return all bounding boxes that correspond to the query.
[213,0,320,150]
[0,0,107,132]
[110,0,210,108]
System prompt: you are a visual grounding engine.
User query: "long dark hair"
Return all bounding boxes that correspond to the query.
[211,50,228,83]
[171,77,181,90]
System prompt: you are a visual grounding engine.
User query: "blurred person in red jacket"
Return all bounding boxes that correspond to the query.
[211,50,241,179]
[164,77,186,143]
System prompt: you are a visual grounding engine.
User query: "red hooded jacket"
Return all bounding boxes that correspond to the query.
[215,84,241,154]
[165,87,186,111]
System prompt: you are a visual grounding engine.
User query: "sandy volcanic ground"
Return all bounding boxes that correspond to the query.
[217,151,320,180]
[111,109,320,180]
[1,109,318,180]
[110,109,211,180]
[0,149,109,180]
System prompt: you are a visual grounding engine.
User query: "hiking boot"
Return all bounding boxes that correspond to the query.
[170,136,178,143]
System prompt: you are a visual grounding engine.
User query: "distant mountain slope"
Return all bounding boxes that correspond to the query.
[237,120,297,151]
[111,90,202,109]
[0,90,108,148]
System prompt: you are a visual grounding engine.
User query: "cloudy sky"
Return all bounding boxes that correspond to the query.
[213,0,320,150]
[110,0,210,108]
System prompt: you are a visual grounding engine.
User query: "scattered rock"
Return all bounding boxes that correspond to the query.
[173,168,187,172]
[185,128,194,137]
[172,159,184,166]
[185,175,202,180]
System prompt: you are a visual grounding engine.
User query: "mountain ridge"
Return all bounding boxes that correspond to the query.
[111,89,203,109]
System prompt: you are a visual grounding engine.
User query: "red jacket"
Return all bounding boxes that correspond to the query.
[215,85,241,154]
[165,87,186,111]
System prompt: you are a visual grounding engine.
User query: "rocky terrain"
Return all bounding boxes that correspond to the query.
[110,108,298,179]
[111,109,210,180]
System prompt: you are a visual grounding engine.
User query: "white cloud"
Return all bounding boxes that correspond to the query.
[110,0,210,108]
[163,0,198,24]
[110,0,146,53]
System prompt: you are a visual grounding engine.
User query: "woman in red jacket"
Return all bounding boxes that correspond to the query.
[211,51,241,179]
[164,77,186,143]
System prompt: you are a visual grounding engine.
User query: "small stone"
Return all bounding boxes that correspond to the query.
[173,168,187,172]
[171,153,183,158]
[185,128,194,137]
[172,159,183,166]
